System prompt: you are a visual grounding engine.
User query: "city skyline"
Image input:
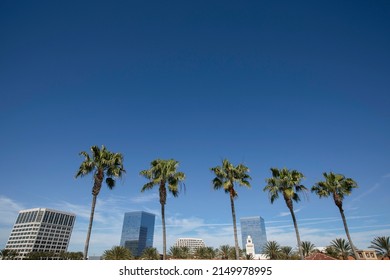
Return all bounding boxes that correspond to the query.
[1,0,389,256]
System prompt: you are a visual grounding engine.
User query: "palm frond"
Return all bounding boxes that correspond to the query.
[106,177,115,189]
[141,181,155,192]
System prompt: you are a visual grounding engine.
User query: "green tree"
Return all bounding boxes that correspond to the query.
[140,159,185,260]
[0,249,18,260]
[168,246,182,259]
[263,241,281,260]
[25,251,55,260]
[169,246,190,259]
[312,172,359,259]
[369,236,390,260]
[194,247,208,259]
[59,251,84,260]
[193,246,216,259]
[140,247,160,260]
[280,246,295,260]
[324,246,339,259]
[102,246,133,260]
[211,159,251,259]
[330,238,351,260]
[180,246,191,259]
[218,245,231,260]
[228,245,243,260]
[75,145,125,259]
[301,241,316,258]
[205,247,217,259]
[264,168,307,260]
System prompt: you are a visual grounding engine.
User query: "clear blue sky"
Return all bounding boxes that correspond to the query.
[1,0,389,256]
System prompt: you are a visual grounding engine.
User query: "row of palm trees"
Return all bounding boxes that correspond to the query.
[263,236,390,260]
[75,145,361,260]
[2,236,388,260]
[0,249,84,260]
[98,235,390,260]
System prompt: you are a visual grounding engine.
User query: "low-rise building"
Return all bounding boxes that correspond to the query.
[173,238,205,252]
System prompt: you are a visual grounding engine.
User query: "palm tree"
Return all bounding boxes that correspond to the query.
[324,245,339,259]
[205,247,217,259]
[211,159,251,259]
[263,241,281,260]
[330,238,351,260]
[193,246,215,259]
[218,245,231,260]
[75,145,125,259]
[301,241,316,258]
[263,167,307,260]
[228,246,243,260]
[0,249,18,260]
[194,247,208,259]
[369,236,390,259]
[140,159,185,260]
[59,251,84,260]
[102,246,133,260]
[312,172,359,259]
[26,251,56,260]
[280,246,295,260]
[140,247,160,260]
[169,246,190,259]
[180,246,191,259]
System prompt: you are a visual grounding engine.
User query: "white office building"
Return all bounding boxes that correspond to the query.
[5,208,75,259]
[174,238,205,252]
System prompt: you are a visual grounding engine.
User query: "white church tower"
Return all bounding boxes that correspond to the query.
[246,235,255,256]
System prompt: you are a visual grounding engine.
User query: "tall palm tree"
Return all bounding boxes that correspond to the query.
[263,241,281,260]
[369,236,390,259]
[312,172,359,259]
[211,159,251,260]
[330,238,351,260]
[263,167,307,260]
[140,159,185,260]
[301,241,316,258]
[75,145,125,259]
[102,246,133,260]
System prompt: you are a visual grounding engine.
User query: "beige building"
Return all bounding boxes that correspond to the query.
[174,238,205,252]
[356,250,377,260]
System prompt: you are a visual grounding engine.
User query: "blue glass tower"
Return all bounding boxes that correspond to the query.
[240,216,267,254]
[120,211,156,257]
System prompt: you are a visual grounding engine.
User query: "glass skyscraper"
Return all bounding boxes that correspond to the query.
[240,216,267,254]
[119,211,155,257]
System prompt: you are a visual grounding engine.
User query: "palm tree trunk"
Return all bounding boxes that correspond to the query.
[287,203,304,260]
[160,183,167,260]
[84,194,97,260]
[337,205,359,259]
[230,192,240,260]
[161,202,167,260]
